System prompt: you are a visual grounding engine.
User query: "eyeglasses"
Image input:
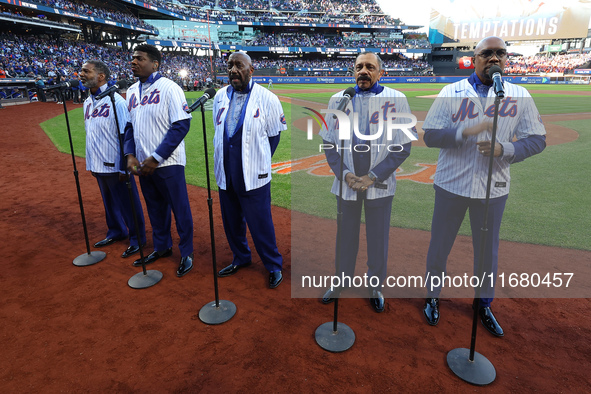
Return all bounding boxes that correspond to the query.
[476,49,508,59]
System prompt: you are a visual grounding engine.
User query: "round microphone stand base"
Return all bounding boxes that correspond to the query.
[199,300,237,325]
[73,251,106,267]
[315,321,355,352]
[447,348,496,386]
[128,270,163,289]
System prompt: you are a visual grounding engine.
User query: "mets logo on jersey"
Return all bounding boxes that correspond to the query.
[128,89,161,111]
[182,102,189,113]
[254,108,260,118]
[85,103,110,120]
[216,108,226,125]
[451,97,518,122]
[280,113,286,125]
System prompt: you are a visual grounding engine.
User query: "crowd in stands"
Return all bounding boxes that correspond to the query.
[248,32,406,48]
[6,31,590,101]
[505,53,591,74]
[247,57,431,71]
[0,33,218,93]
[162,30,429,51]
[0,30,432,86]
[26,0,156,30]
[250,32,339,47]
[1,7,75,28]
[0,33,133,81]
[143,0,399,25]
[172,0,386,12]
[5,0,401,25]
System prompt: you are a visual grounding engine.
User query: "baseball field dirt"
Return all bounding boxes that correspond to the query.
[1,102,590,392]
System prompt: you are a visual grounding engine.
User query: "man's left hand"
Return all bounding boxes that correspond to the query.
[140,156,159,176]
[352,175,375,192]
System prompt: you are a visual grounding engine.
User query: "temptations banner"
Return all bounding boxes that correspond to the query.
[429,0,591,44]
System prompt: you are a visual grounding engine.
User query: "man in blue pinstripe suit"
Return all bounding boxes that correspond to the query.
[422,36,546,336]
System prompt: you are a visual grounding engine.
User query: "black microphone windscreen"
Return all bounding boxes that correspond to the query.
[488,65,503,78]
[343,86,356,99]
[204,87,216,98]
[116,79,128,89]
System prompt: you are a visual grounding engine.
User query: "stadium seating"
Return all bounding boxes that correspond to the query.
[26,0,155,30]
[506,53,591,75]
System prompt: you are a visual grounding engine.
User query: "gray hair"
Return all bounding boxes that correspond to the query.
[356,51,383,70]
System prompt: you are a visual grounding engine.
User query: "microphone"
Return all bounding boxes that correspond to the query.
[336,86,356,112]
[94,80,129,100]
[488,65,505,98]
[187,88,216,113]
[44,80,75,91]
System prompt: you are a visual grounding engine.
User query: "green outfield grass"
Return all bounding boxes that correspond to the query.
[41,83,591,250]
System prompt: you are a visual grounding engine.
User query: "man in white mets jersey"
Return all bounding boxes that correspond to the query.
[213,51,287,289]
[123,44,194,278]
[422,36,546,336]
[80,60,146,258]
[319,52,417,313]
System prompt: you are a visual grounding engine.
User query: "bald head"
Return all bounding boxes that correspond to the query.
[474,36,506,54]
[227,51,254,91]
[229,51,252,66]
[473,36,508,85]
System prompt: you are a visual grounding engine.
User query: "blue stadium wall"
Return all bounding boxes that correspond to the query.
[218,76,569,84]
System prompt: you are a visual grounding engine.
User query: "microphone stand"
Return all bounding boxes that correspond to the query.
[58,87,106,267]
[190,100,236,324]
[106,91,163,288]
[447,93,502,385]
[315,96,355,352]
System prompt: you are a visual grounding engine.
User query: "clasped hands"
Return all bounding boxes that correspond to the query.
[345,172,374,192]
[127,155,159,176]
[462,121,503,157]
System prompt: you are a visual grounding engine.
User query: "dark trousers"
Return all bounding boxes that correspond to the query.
[95,173,146,246]
[336,194,393,287]
[220,120,282,272]
[36,88,46,102]
[425,185,508,307]
[138,165,193,256]
[219,182,282,272]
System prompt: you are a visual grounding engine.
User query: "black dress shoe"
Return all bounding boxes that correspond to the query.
[121,244,143,258]
[370,289,385,313]
[321,287,342,304]
[423,298,440,326]
[479,307,504,337]
[217,261,251,277]
[132,247,172,267]
[176,254,193,277]
[94,237,120,248]
[269,271,283,289]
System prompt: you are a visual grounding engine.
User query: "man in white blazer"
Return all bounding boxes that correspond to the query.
[212,52,287,289]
